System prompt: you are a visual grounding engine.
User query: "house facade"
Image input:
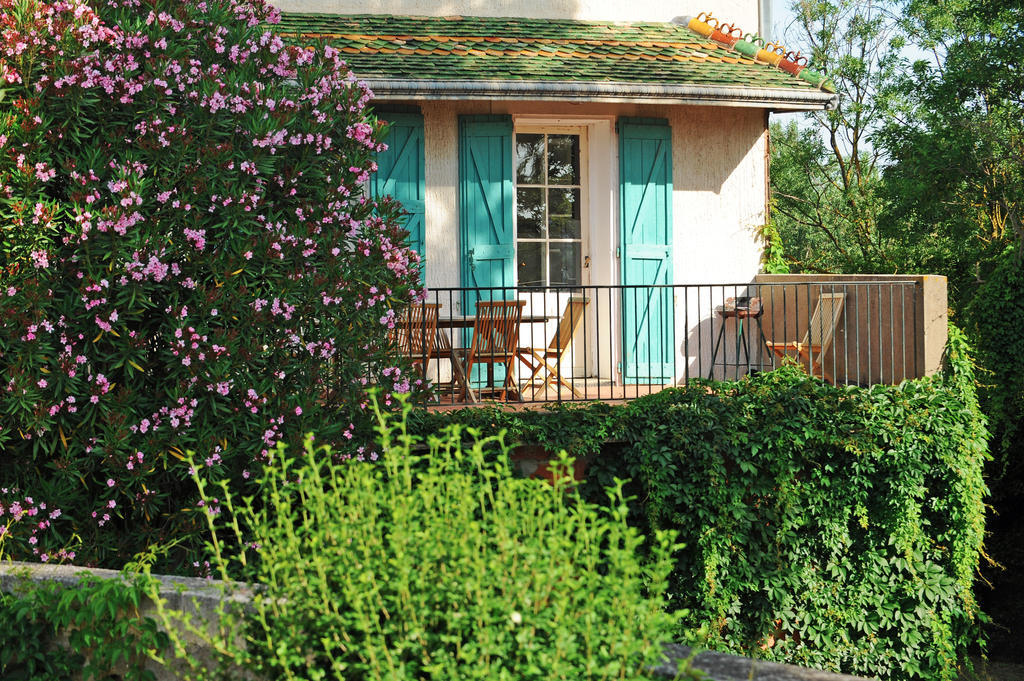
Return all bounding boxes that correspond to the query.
[275,0,839,389]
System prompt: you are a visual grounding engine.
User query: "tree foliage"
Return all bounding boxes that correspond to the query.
[877,0,1024,298]
[770,0,906,273]
[876,0,1024,490]
[770,0,1023,497]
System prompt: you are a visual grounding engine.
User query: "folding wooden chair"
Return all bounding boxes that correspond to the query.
[390,302,439,378]
[765,292,845,383]
[455,300,526,402]
[517,296,589,398]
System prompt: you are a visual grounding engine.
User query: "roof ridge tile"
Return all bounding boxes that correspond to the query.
[275,12,835,96]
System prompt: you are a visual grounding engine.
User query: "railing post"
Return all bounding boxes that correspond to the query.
[916,275,947,378]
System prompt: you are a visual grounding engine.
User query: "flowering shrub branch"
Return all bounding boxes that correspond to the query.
[0,0,423,569]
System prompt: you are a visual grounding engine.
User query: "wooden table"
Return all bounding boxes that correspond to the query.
[431,314,551,403]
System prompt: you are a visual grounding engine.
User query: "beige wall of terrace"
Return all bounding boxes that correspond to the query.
[753,274,948,385]
[274,0,759,31]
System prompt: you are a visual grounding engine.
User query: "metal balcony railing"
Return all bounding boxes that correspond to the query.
[393,280,923,405]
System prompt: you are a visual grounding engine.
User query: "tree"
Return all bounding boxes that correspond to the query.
[877,0,1024,498]
[770,0,907,273]
[0,0,421,570]
[772,0,1023,481]
[876,0,1023,298]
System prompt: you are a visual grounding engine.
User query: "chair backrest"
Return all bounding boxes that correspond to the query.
[806,293,845,351]
[548,296,589,353]
[393,302,439,361]
[470,300,526,359]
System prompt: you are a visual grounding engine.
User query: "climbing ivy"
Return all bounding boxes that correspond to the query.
[415,327,989,681]
[0,571,167,681]
[619,363,987,680]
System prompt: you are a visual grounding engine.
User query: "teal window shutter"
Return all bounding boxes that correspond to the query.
[459,115,515,312]
[372,113,426,257]
[618,117,675,384]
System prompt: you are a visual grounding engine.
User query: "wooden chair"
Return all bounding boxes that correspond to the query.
[456,300,526,402]
[390,302,439,377]
[765,292,845,383]
[517,296,589,398]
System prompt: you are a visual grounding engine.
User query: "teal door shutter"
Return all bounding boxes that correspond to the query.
[459,115,515,313]
[459,115,514,389]
[618,117,674,384]
[372,113,426,256]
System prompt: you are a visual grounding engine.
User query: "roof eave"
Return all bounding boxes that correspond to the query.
[362,78,838,111]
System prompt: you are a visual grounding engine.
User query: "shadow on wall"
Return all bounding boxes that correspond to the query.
[676,107,764,195]
[677,285,776,383]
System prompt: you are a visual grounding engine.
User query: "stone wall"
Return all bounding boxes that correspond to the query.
[2,561,874,681]
[0,561,250,681]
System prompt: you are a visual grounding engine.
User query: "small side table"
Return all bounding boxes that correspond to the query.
[707,297,773,379]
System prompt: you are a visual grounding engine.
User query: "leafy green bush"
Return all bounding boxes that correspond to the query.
[618,362,987,681]
[0,571,167,681]
[0,0,421,570]
[409,340,990,681]
[153,399,689,681]
[407,400,623,459]
[406,402,648,531]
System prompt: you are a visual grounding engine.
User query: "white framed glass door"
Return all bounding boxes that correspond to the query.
[513,125,591,385]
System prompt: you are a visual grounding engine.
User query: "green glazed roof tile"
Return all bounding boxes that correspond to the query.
[275,13,826,93]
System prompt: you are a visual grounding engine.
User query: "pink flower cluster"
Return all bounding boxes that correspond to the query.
[0,488,74,562]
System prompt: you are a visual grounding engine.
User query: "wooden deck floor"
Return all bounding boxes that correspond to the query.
[425,378,674,411]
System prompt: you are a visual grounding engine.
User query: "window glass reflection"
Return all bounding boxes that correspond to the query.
[547,135,580,184]
[516,133,545,184]
[548,188,580,239]
[515,132,583,287]
[517,188,545,238]
[518,241,545,287]
[549,242,581,285]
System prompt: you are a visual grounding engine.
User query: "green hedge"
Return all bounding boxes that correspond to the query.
[965,244,1024,501]
[410,330,989,681]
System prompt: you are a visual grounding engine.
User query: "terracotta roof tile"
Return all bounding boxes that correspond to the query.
[275,13,827,93]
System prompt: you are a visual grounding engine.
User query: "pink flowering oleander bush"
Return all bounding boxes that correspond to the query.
[0,0,423,571]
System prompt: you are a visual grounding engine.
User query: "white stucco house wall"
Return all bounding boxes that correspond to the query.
[274,0,837,388]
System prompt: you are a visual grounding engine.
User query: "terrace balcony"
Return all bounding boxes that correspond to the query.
[394,274,948,407]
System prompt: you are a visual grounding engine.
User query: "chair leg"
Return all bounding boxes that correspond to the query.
[529,356,583,399]
[811,359,835,385]
[514,351,542,396]
[502,359,520,401]
[797,350,834,384]
[553,374,583,399]
[451,350,478,404]
[520,351,546,386]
